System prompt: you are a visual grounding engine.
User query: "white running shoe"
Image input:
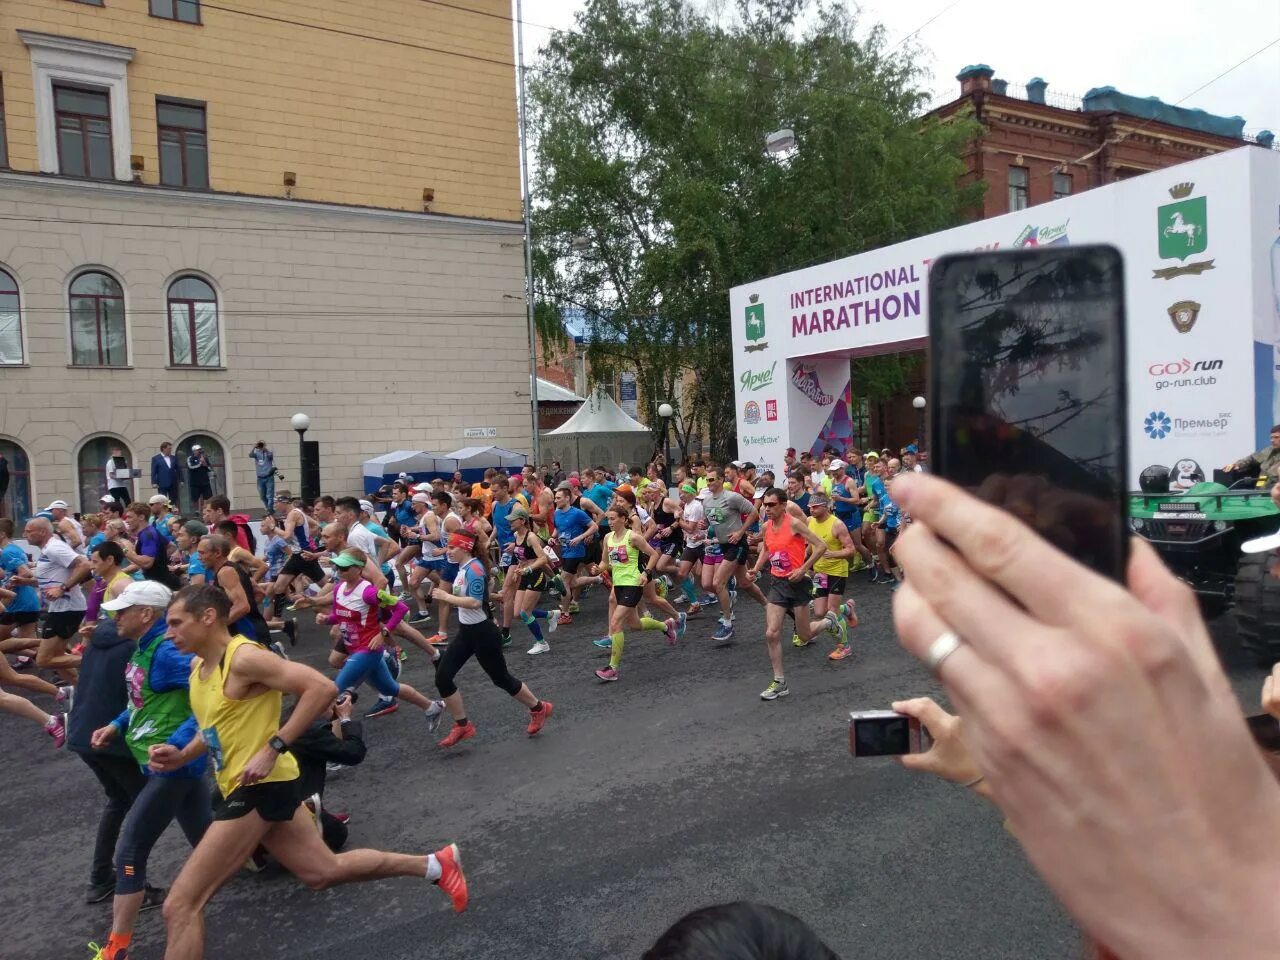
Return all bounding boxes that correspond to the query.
[544,616,558,635]
[527,640,551,655]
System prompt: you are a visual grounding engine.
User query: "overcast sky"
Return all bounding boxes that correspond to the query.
[515,0,1280,135]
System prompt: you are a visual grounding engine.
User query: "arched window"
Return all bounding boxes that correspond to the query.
[78,436,133,513]
[0,270,21,365]
[167,275,219,367]
[176,434,226,515]
[69,271,126,366]
[0,438,32,527]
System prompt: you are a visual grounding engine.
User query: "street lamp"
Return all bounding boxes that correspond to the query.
[912,396,927,452]
[765,127,796,156]
[291,412,313,502]
[657,402,674,484]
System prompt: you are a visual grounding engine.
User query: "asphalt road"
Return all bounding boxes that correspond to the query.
[3,577,1270,960]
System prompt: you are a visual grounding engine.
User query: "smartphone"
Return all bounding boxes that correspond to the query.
[848,710,927,757]
[928,245,1129,581]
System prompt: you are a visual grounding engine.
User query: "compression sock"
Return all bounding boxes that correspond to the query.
[609,631,625,668]
[520,611,543,641]
[681,578,699,603]
[425,854,442,881]
[532,609,550,620]
[639,616,665,632]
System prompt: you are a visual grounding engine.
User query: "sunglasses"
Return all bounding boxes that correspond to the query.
[762,500,780,508]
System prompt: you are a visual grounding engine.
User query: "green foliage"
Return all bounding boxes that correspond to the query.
[530,0,981,459]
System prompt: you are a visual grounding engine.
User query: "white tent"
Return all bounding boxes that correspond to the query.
[445,445,528,481]
[540,390,654,472]
[362,450,458,492]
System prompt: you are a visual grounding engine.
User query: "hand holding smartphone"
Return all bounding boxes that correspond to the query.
[848,710,930,757]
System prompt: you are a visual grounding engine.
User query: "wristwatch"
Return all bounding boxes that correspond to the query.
[267,734,289,754]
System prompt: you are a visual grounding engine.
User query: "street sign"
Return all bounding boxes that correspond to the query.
[463,427,497,439]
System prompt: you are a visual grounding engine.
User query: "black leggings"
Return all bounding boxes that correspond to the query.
[78,752,147,888]
[115,775,212,894]
[435,619,522,699]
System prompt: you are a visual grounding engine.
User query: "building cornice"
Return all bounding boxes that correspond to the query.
[18,29,135,62]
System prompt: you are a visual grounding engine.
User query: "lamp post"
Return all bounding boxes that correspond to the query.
[912,396,927,453]
[765,127,796,156]
[657,402,674,484]
[291,412,312,502]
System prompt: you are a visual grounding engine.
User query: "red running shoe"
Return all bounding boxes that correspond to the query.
[433,842,468,913]
[437,721,476,749]
[526,700,553,736]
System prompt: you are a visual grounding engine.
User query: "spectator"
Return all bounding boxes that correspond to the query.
[249,442,275,512]
[149,443,181,504]
[186,445,213,512]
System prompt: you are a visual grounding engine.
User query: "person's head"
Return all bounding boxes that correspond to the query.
[644,481,665,504]
[759,470,776,489]
[808,490,831,518]
[166,584,232,653]
[629,466,643,483]
[175,520,207,552]
[431,491,453,515]
[104,519,127,539]
[313,495,336,523]
[148,493,171,518]
[704,466,723,492]
[887,457,902,475]
[82,513,101,536]
[259,515,278,536]
[903,450,919,469]
[761,487,789,521]
[643,901,840,960]
[691,460,706,477]
[333,496,361,527]
[191,443,204,457]
[411,492,430,514]
[827,459,847,479]
[24,516,53,548]
[444,529,478,565]
[0,517,17,544]
[452,470,464,486]
[111,446,123,459]
[492,475,511,500]
[678,482,697,505]
[847,448,863,467]
[167,516,184,539]
[123,502,148,534]
[508,504,531,532]
[612,487,637,512]
[330,547,367,583]
[101,500,124,520]
[214,519,240,542]
[320,522,347,554]
[196,534,231,570]
[160,441,172,455]
[1271,424,1280,447]
[391,483,407,503]
[785,472,804,499]
[46,499,70,521]
[89,540,126,578]
[459,497,483,520]
[102,580,173,641]
[606,505,630,531]
[554,485,575,510]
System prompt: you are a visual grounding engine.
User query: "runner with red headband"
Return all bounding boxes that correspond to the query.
[429,530,553,748]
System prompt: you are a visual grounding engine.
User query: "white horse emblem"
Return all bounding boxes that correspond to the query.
[1163,211,1200,247]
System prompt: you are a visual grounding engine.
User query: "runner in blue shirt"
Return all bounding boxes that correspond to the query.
[583,469,617,512]
[550,485,598,625]
[488,475,521,646]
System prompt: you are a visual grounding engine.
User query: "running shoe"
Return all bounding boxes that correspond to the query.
[501,630,512,648]
[671,592,688,605]
[676,611,688,638]
[829,613,848,648]
[593,636,613,649]
[663,618,678,645]
[549,574,566,596]
[824,612,843,638]
[332,811,351,825]
[526,700,554,736]
[432,842,469,912]
[698,593,718,607]
[397,591,411,607]
[568,601,581,614]
[283,619,298,646]
[792,632,812,648]
[84,881,115,904]
[45,712,66,748]
[365,697,398,719]
[728,586,738,608]
[268,640,288,660]
[86,941,126,960]
[557,612,573,625]
[544,616,559,635]
[527,640,551,655]
[759,678,790,701]
[56,684,75,710]
[12,655,33,671]
[438,721,476,749]
[384,648,402,680]
[398,647,408,662]
[868,568,880,584]
[712,621,734,642]
[842,600,858,628]
[424,699,446,734]
[426,633,448,645]
[595,666,619,682]
[654,578,668,599]
[828,644,854,661]
[409,613,432,626]
[687,602,703,616]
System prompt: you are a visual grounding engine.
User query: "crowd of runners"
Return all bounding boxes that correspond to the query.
[0,443,924,959]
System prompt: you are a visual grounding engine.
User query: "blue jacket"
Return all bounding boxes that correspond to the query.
[68,618,136,758]
[150,453,181,491]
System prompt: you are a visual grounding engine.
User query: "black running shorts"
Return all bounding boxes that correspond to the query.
[214,780,301,823]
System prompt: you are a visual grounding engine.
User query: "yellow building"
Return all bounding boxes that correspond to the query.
[0,0,532,519]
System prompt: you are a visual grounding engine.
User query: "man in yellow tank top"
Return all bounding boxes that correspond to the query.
[800,492,859,661]
[148,584,469,959]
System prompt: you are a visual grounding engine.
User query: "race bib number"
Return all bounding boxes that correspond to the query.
[202,726,225,773]
[769,551,793,576]
[610,545,630,564]
[813,572,829,589]
[125,661,145,710]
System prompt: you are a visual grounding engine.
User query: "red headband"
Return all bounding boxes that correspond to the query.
[447,531,476,551]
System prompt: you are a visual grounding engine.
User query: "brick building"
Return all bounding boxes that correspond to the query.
[867,64,1276,452]
[0,0,528,521]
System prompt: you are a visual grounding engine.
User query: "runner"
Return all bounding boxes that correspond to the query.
[550,483,598,625]
[416,492,463,645]
[700,468,765,642]
[47,499,86,552]
[0,517,48,679]
[637,483,684,634]
[267,497,327,619]
[153,584,468,959]
[196,535,274,652]
[172,521,210,587]
[749,488,828,701]
[506,506,558,655]
[87,581,211,960]
[488,476,521,646]
[827,458,872,572]
[430,530,554,747]
[864,456,888,582]
[594,506,675,682]
[800,491,858,660]
[122,502,183,590]
[673,483,708,612]
[874,473,905,586]
[25,515,89,676]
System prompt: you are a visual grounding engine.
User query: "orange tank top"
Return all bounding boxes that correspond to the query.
[762,516,806,577]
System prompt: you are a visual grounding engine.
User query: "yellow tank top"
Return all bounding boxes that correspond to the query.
[809,514,849,577]
[188,634,299,797]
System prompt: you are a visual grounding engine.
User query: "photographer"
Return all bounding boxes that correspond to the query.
[250,442,276,512]
[888,472,1280,960]
[185,445,213,513]
[285,690,367,851]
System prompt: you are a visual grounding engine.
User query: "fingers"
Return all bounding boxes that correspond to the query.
[891,696,952,732]
[892,473,1129,624]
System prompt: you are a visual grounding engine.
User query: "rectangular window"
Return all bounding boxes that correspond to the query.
[54,84,113,179]
[0,76,8,168]
[1052,172,1073,200]
[70,0,105,5]
[70,296,126,366]
[157,99,208,188]
[150,0,201,23]
[1007,165,1029,212]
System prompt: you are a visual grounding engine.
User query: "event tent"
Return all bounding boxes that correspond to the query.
[362,450,458,493]
[540,390,654,472]
[445,445,529,483]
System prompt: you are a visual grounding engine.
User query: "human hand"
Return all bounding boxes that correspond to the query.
[891,697,982,787]
[889,472,1280,960]
[238,744,279,786]
[44,585,65,601]
[430,587,446,602]
[729,531,744,544]
[369,632,385,652]
[1263,664,1280,721]
[146,743,183,773]
[314,612,327,626]
[90,724,118,750]
[787,567,806,582]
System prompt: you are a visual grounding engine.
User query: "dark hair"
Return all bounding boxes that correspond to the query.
[92,540,126,565]
[314,495,336,510]
[462,497,483,515]
[763,486,788,504]
[334,496,361,514]
[432,491,453,508]
[215,520,239,538]
[171,583,232,622]
[0,518,12,538]
[644,902,841,960]
[1272,424,1280,434]
[206,494,230,515]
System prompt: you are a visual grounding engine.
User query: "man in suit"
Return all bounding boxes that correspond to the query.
[150,442,180,504]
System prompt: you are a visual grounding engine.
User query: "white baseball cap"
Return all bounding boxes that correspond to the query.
[148,494,170,506]
[398,472,410,479]
[192,444,202,451]
[99,495,116,505]
[827,459,846,471]
[411,492,431,504]
[101,580,173,611]
[46,499,69,510]
[358,499,375,514]
[412,482,431,493]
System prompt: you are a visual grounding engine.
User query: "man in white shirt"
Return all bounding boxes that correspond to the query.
[105,447,133,509]
[23,516,90,677]
[46,500,85,553]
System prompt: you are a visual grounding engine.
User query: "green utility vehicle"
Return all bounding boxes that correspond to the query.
[1129,476,1280,665]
